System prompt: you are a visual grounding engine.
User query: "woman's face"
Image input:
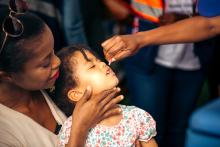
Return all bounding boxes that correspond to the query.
[70,50,119,95]
[11,25,61,90]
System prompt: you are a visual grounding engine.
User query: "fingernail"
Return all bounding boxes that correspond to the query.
[108,60,111,66]
[116,87,121,92]
[111,58,116,62]
[86,86,91,91]
[120,95,124,99]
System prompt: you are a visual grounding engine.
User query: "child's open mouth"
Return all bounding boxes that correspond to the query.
[106,68,115,76]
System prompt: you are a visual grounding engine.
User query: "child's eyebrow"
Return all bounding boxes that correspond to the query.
[79,49,91,61]
[83,57,92,64]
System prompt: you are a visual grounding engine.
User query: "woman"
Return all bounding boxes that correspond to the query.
[0,4,121,147]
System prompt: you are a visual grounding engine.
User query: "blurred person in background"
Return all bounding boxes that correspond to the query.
[79,0,108,60]
[143,0,214,146]
[103,0,215,147]
[0,0,65,51]
[0,0,89,52]
[62,0,87,45]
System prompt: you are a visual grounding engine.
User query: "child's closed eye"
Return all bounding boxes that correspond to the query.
[89,65,95,69]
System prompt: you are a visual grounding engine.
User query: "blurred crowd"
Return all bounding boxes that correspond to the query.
[0,0,219,147]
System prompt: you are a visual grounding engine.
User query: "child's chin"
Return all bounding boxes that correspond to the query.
[112,78,119,87]
[99,79,119,92]
[103,82,119,92]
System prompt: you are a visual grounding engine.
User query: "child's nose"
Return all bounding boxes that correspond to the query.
[99,62,106,69]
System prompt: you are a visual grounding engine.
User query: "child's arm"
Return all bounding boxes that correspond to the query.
[140,138,158,147]
[133,107,157,147]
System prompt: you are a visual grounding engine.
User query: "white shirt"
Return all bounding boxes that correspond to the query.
[0,90,67,147]
[155,0,201,70]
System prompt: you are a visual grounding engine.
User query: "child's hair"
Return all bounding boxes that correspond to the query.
[54,44,97,115]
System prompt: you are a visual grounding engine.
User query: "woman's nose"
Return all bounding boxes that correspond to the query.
[51,54,61,69]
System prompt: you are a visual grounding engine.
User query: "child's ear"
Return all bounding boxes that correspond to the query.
[67,89,83,102]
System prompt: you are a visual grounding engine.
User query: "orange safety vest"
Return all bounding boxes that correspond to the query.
[130,0,164,23]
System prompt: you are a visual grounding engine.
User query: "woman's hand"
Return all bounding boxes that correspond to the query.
[102,34,141,63]
[73,86,122,128]
[67,86,123,147]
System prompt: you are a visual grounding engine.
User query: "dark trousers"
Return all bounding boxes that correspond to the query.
[124,64,205,147]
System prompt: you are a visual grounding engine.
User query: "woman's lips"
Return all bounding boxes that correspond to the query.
[51,70,59,80]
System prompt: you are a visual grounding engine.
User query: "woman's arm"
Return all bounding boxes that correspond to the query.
[139,15,220,46]
[66,87,122,147]
[102,15,220,62]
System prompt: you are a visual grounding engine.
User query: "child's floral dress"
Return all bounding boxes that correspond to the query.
[58,105,156,147]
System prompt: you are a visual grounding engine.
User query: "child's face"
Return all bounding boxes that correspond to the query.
[70,50,119,95]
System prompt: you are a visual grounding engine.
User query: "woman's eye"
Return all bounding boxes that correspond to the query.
[42,62,50,68]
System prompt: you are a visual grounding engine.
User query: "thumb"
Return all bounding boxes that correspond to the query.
[78,86,92,104]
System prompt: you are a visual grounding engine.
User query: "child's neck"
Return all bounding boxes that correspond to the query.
[98,104,123,127]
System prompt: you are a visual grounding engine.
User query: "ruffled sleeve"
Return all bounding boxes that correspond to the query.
[135,108,157,142]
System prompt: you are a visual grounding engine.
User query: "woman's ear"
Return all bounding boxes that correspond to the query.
[67,89,83,102]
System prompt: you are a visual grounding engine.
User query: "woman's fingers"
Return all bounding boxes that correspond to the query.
[101,106,122,120]
[110,49,131,61]
[102,34,140,62]
[77,86,92,105]
[102,36,126,59]
[106,41,127,60]
[93,87,117,103]
[101,94,124,114]
[102,36,118,53]
[99,87,121,108]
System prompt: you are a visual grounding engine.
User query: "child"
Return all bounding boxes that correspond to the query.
[56,45,158,147]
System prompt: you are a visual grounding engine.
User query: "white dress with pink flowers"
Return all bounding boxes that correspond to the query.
[58,105,156,147]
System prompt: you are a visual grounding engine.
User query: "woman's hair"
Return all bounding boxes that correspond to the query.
[0,8,45,73]
[55,44,95,116]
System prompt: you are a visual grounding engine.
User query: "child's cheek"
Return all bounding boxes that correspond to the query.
[89,73,106,93]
